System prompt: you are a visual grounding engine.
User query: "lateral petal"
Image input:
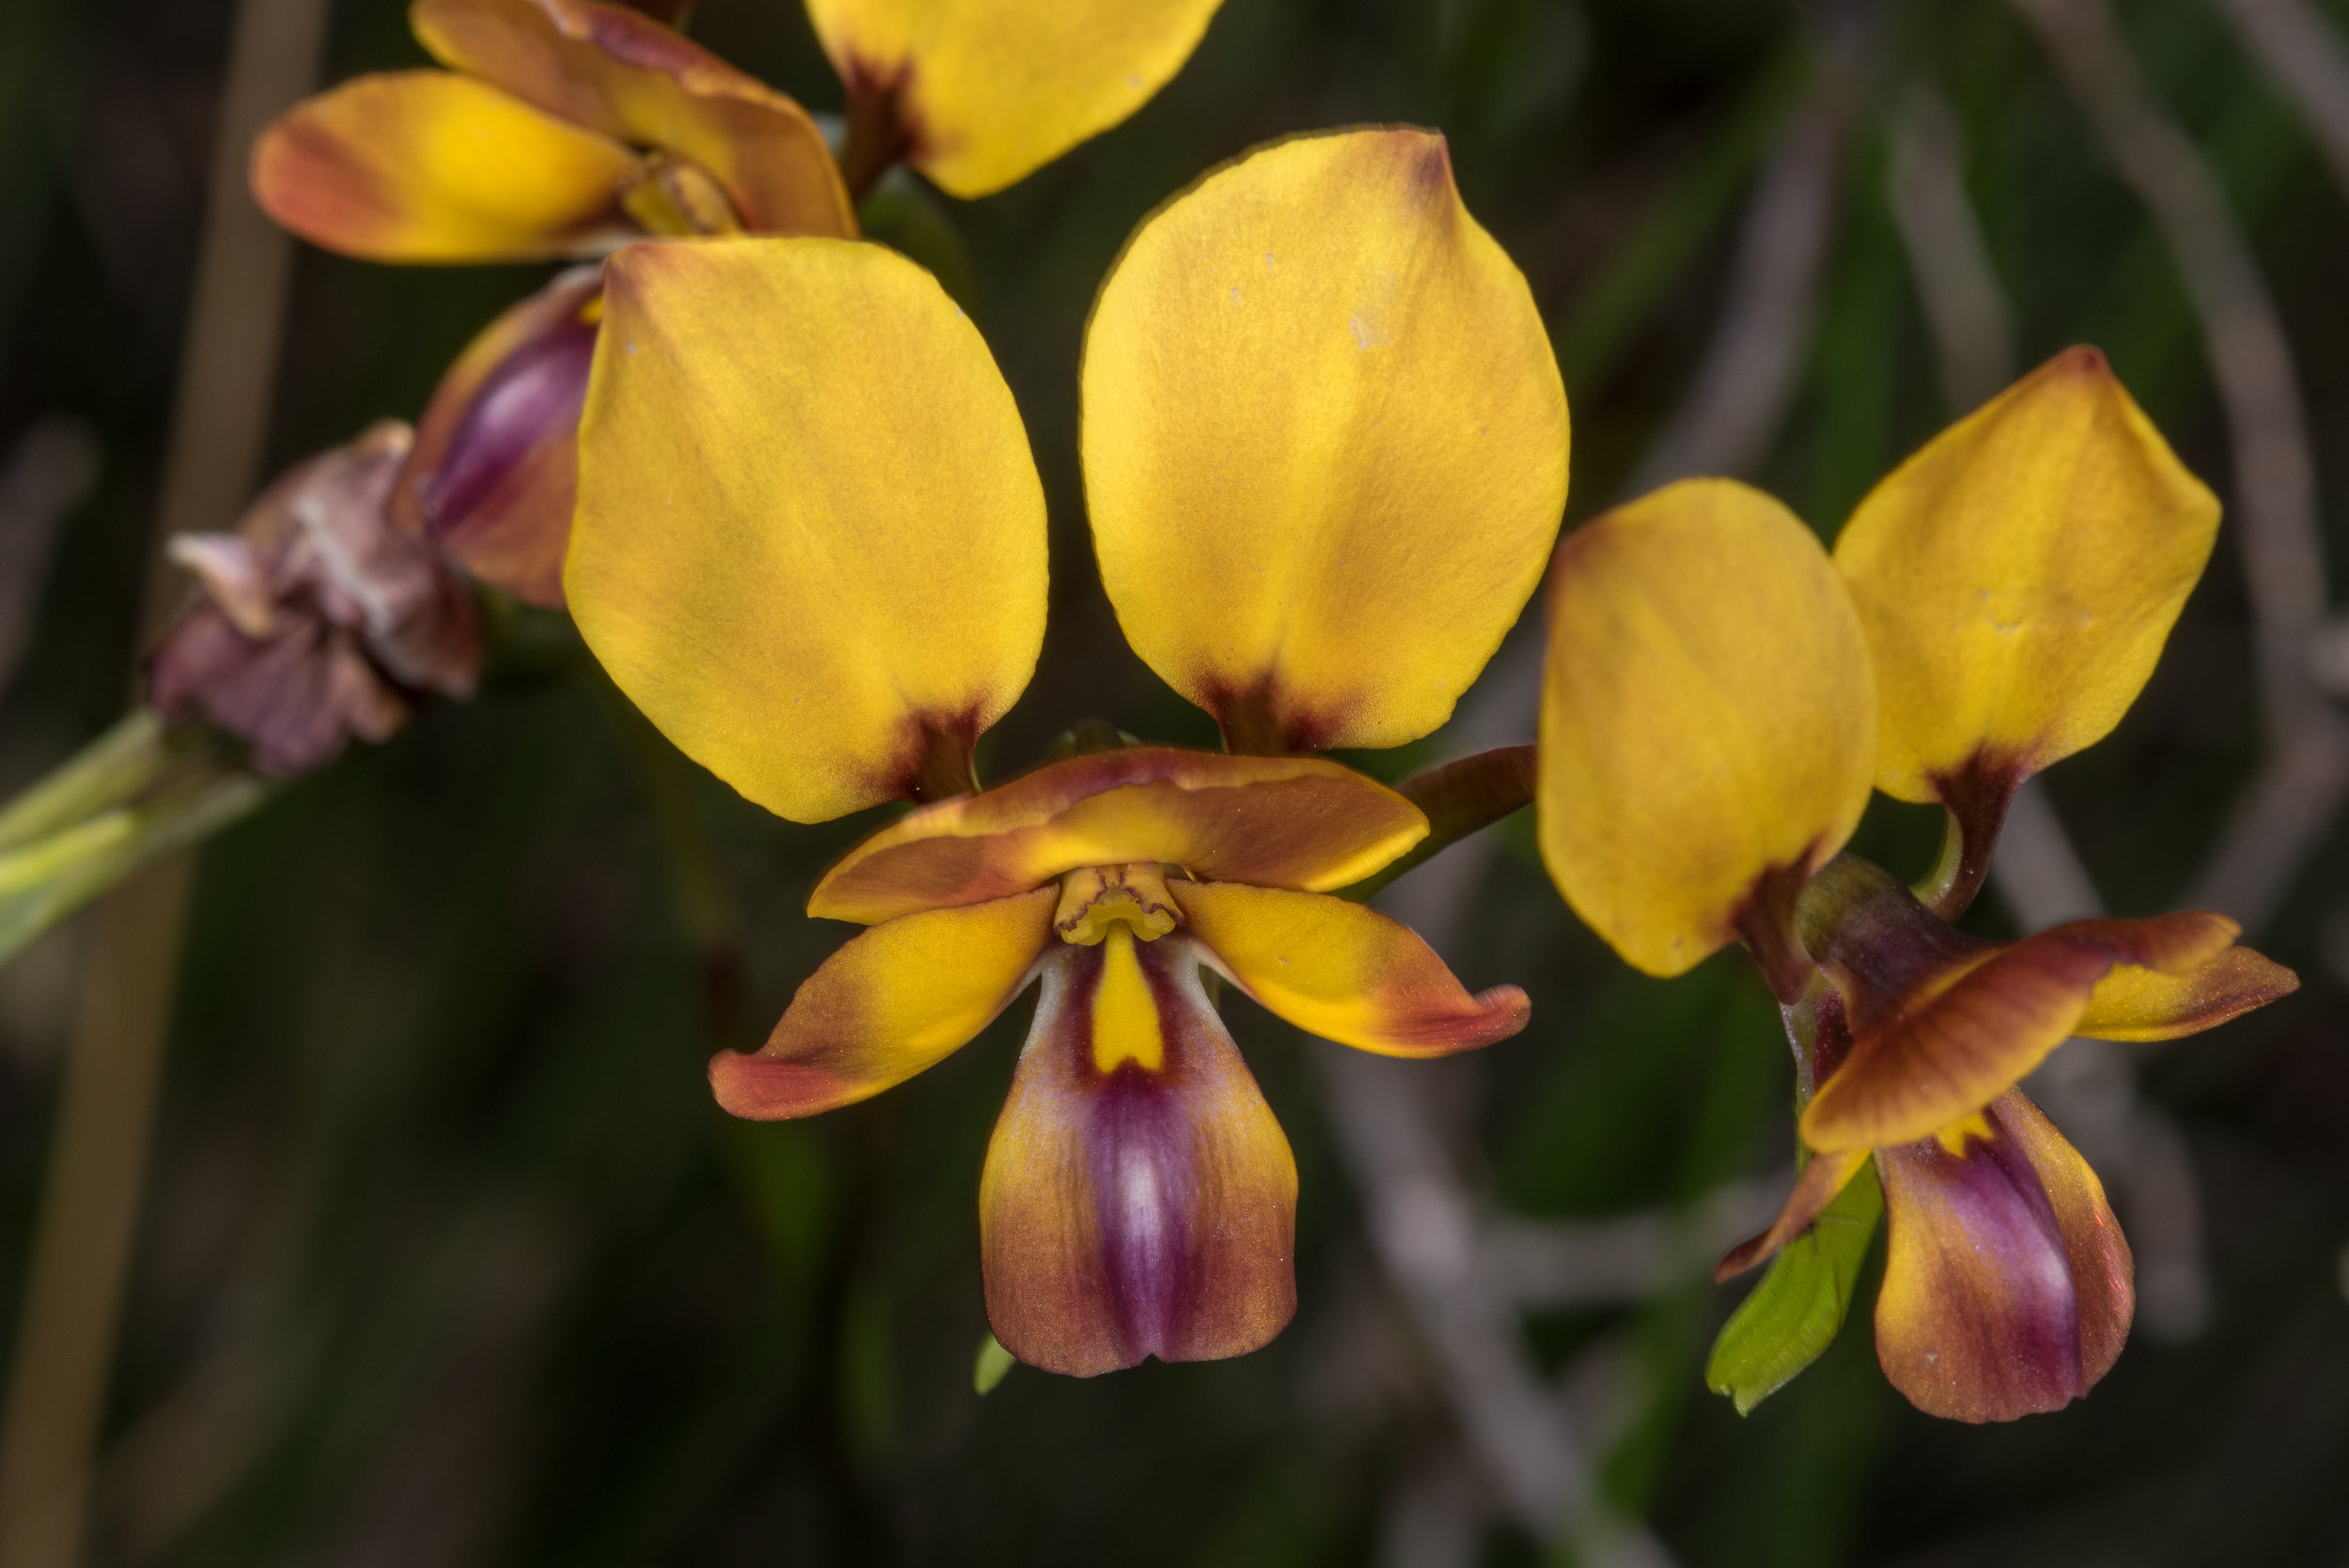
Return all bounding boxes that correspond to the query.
[808,0,1224,198]
[1538,479,1876,977]
[1803,909,2242,1152]
[2077,942,2299,1042]
[1170,880,1527,1057]
[1874,1092,2133,1422]
[709,887,1054,1120]
[568,238,1048,823]
[809,748,1426,924]
[392,267,602,607]
[412,0,854,238]
[252,71,642,262]
[1082,129,1569,753]
[1833,348,2220,802]
[981,935,1299,1375]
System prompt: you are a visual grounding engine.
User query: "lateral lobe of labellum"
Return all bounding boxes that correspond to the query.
[1874,1092,2131,1423]
[979,932,1299,1377]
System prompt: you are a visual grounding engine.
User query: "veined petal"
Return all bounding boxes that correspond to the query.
[1538,480,1876,977]
[392,268,602,607]
[568,238,1048,823]
[981,933,1298,1375]
[412,0,854,238]
[1803,908,2241,1152]
[1875,1091,2132,1422]
[1170,880,1527,1057]
[1081,129,1569,753]
[710,887,1054,1119]
[810,748,1425,924]
[809,0,1223,198]
[2077,942,2298,1042]
[1834,348,2220,802]
[252,71,642,261]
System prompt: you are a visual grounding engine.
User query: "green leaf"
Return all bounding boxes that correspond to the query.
[972,1332,1016,1395]
[1705,1158,1883,1416]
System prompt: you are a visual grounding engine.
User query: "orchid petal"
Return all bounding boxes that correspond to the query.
[394,268,601,607]
[710,887,1055,1120]
[413,0,854,237]
[1833,348,2219,803]
[252,71,643,262]
[1803,909,2241,1152]
[568,238,1048,823]
[1081,129,1569,753]
[1874,1091,2132,1422]
[981,934,1298,1375]
[2077,941,2299,1042]
[1537,480,1876,977]
[807,0,1224,198]
[1170,880,1527,1057]
[1713,1147,1873,1281]
[809,749,1425,924]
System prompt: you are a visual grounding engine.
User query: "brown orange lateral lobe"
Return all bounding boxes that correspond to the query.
[1874,1091,2132,1423]
[980,936,1298,1376]
[808,747,1424,924]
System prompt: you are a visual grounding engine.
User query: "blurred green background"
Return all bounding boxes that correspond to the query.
[2,0,2347,1561]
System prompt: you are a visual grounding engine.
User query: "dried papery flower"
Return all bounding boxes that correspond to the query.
[148,422,480,775]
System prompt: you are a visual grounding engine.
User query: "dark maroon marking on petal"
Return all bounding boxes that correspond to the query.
[1874,1100,2097,1421]
[1203,674,1355,758]
[837,55,928,202]
[981,936,1297,1376]
[1795,855,1994,1036]
[1921,749,2026,922]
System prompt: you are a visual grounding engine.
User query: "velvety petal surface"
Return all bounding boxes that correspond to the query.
[807,0,1224,198]
[1833,348,2220,801]
[981,933,1298,1375]
[1803,910,2241,1152]
[568,238,1048,823]
[1875,1092,2133,1422]
[809,749,1426,924]
[393,267,601,607]
[710,887,1054,1120]
[1170,879,1528,1057]
[252,71,642,261]
[1538,479,1877,976]
[1082,129,1569,753]
[413,0,854,238]
[2076,942,2299,1041]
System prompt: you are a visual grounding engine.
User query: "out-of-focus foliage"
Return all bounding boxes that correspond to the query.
[1,0,2346,1562]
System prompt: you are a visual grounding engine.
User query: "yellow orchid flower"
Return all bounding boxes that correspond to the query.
[1536,349,2297,1422]
[565,129,1570,1374]
[250,0,1228,608]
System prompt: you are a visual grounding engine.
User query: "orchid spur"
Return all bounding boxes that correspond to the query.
[250,0,1225,608]
[1536,349,2296,1423]
[564,129,1570,1374]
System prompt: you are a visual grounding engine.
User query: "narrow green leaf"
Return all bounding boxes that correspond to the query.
[972,1332,1016,1395]
[1705,1158,1883,1415]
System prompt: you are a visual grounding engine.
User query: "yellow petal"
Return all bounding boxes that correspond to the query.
[1081,129,1570,753]
[1537,479,1877,977]
[2076,941,2299,1042]
[1168,880,1528,1057]
[807,0,1224,198]
[1833,348,2220,801]
[252,71,643,261]
[412,0,855,239]
[568,237,1048,823]
[809,748,1425,924]
[709,887,1055,1119]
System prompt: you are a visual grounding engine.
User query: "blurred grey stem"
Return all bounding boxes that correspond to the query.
[1885,87,2015,411]
[0,0,326,1561]
[2013,0,2348,936]
[2201,0,2349,201]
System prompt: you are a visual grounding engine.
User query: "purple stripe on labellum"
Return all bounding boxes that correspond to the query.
[1874,1091,2131,1421]
[979,932,1298,1376]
